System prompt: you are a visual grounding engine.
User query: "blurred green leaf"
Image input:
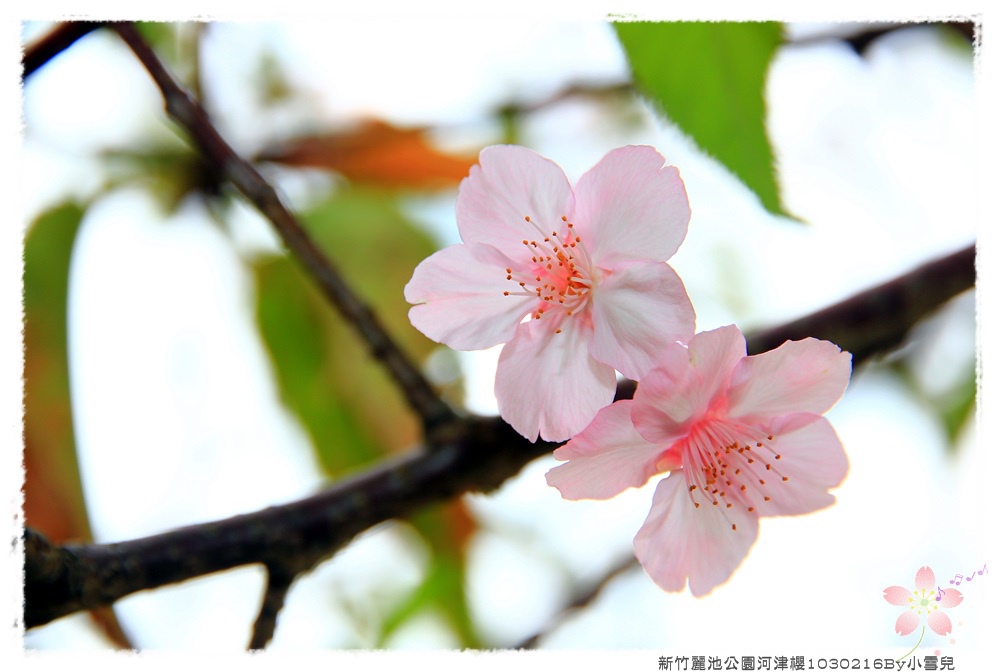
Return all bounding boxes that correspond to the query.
[103,142,219,212]
[256,50,296,105]
[253,187,487,643]
[890,351,977,451]
[134,22,205,94]
[23,202,89,542]
[254,187,480,644]
[380,502,481,648]
[24,202,134,648]
[614,21,790,218]
[939,365,977,447]
[253,186,442,474]
[134,22,177,55]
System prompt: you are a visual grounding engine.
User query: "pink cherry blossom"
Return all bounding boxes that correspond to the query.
[405,145,695,442]
[883,566,963,636]
[546,324,852,596]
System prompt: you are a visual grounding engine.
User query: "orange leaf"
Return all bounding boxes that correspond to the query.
[259,119,479,189]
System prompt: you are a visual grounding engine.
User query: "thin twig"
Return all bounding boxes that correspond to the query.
[514,554,639,650]
[249,563,298,650]
[108,21,456,435]
[23,242,975,632]
[493,80,634,118]
[785,21,976,54]
[22,21,105,79]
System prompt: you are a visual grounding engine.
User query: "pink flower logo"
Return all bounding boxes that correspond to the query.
[546,324,852,596]
[405,145,695,442]
[884,566,963,637]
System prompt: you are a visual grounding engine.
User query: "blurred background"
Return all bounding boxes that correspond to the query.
[11,16,991,660]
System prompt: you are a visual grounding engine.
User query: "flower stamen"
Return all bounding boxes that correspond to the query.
[683,420,791,521]
[503,214,596,333]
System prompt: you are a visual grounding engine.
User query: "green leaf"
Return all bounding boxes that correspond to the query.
[379,502,482,648]
[254,189,480,645]
[614,21,790,217]
[102,142,219,213]
[889,352,977,451]
[23,202,90,542]
[939,365,977,448]
[252,186,443,475]
[134,22,177,55]
[23,202,138,648]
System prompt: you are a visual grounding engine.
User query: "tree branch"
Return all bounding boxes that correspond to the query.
[745,245,976,362]
[21,21,105,79]
[108,21,456,435]
[514,554,639,650]
[23,242,975,632]
[785,21,976,54]
[249,563,298,650]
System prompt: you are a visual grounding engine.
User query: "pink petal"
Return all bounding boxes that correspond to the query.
[752,416,848,517]
[455,145,575,261]
[546,401,666,500]
[572,145,690,264]
[405,243,534,350]
[895,611,920,636]
[928,610,953,636]
[883,585,913,606]
[588,260,695,380]
[915,566,936,591]
[938,588,963,608]
[632,326,747,445]
[633,475,759,597]
[728,338,853,420]
[495,317,617,442]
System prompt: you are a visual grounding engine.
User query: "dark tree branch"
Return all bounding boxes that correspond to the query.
[108,21,456,435]
[840,21,976,53]
[249,563,298,650]
[21,21,105,79]
[785,20,976,54]
[24,417,553,629]
[745,245,976,362]
[23,242,975,632]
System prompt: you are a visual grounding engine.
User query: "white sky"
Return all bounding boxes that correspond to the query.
[3,2,1000,670]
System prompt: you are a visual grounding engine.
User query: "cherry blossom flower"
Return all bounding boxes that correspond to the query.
[884,566,963,636]
[405,145,695,442]
[546,324,852,596]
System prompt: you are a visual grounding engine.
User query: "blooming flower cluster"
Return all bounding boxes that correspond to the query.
[405,145,852,596]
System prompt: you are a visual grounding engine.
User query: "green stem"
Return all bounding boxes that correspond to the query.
[898,625,926,661]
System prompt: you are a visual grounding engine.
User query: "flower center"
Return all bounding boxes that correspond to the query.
[502,215,594,334]
[679,419,789,532]
[909,589,940,616]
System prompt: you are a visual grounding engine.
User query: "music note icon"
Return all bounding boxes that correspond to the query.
[935,586,945,602]
[949,573,964,586]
